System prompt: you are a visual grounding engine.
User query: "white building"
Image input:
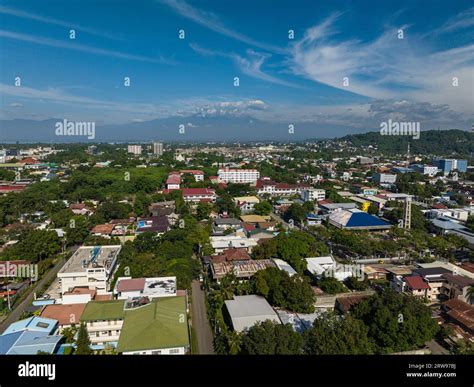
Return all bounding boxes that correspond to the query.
[152,142,163,156]
[300,188,326,202]
[225,295,280,332]
[233,196,260,213]
[305,256,353,281]
[182,188,216,203]
[210,235,258,253]
[127,145,142,155]
[218,168,260,184]
[114,276,177,300]
[411,164,439,177]
[57,246,121,295]
[373,173,397,185]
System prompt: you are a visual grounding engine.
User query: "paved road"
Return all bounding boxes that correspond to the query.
[191,280,214,354]
[426,339,449,355]
[0,257,66,334]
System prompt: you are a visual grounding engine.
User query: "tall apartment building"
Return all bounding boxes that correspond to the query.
[218,168,260,184]
[435,159,468,174]
[127,145,142,155]
[86,145,98,155]
[152,142,163,156]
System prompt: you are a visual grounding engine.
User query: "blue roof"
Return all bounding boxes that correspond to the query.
[0,331,22,354]
[2,316,58,335]
[345,212,391,228]
[0,331,62,355]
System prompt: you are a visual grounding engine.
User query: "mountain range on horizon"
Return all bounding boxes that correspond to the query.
[0,116,469,143]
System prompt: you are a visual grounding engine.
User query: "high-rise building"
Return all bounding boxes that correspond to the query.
[127,145,142,155]
[435,159,468,174]
[152,142,163,156]
[86,145,98,155]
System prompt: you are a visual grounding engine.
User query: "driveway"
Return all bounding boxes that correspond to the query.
[191,280,214,354]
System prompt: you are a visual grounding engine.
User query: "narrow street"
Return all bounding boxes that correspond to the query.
[0,257,66,334]
[191,280,214,354]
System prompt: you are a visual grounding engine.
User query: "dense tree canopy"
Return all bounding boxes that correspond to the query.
[240,321,303,355]
[352,291,439,353]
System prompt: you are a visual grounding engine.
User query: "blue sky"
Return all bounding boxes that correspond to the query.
[0,0,473,134]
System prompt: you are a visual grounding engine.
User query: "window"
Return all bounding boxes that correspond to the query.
[169,349,180,354]
[96,332,99,337]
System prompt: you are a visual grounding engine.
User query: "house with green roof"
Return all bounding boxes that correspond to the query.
[80,300,125,348]
[117,296,190,355]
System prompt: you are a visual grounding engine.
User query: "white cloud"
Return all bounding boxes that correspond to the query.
[190,44,299,88]
[0,30,175,64]
[160,0,287,54]
[0,5,124,40]
[290,13,474,112]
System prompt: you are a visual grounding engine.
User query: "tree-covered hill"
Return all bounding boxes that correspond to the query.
[338,129,474,156]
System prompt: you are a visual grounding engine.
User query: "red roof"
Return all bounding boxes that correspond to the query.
[182,188,215,196]
[117,278,146,292]
[41,303,86,325]
[0,185,27,192]
[404,275,430,290]
[20,157,39,164]
[91,224,115,234]
[166,174,181,185]
[180,170,204,175]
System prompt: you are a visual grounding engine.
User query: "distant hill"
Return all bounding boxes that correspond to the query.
[338,129,474,156]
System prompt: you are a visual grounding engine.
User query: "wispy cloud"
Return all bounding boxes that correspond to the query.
[434,6,474,34]
[0,30,175,64]
[190,43,300,88]
[160,0,287,54]
[290,12,474,111]
[0,5,124,41]
[0,83,162,115]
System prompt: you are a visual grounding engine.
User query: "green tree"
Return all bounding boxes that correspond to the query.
[252,268,315,313]
[345,276,369,291]
[75,323,92,355]
[196,202,212,220]
[285,203,305,223]
[352,291,439,353]
[304,313,373,354]
[240,321,303,355]
[317,276,347,294]
[254,201,272,216]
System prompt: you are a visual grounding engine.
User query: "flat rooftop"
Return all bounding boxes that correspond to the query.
[80,300,126,322]
[59,245,121,274]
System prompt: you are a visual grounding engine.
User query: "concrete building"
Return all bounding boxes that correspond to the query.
[127,145,142,155]
[80,300,125,347]
[218,168,260,184]
[435,159,468,174]
[300,188,326,202]
[224,295,280,332]
[182,188,216,203]
[114,276,177,300]
[373,173,397,185]
[233,196,260,213]
[57,245,121,295]
[152,142,163,156]
[410,164,439,176]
